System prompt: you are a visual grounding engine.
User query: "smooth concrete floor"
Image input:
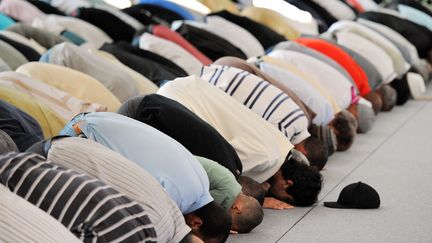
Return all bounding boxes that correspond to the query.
[228,86,432,243]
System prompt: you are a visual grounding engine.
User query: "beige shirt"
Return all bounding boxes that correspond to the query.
[16,62,121,112]
[158,75,292,183]
[48,137,191,243]
[0,185,81,243]
[0,71,107,121]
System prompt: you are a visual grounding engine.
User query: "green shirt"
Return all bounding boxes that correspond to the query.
[196,156,242,210]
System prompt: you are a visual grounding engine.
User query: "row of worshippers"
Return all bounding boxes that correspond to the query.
[1,0,432,242]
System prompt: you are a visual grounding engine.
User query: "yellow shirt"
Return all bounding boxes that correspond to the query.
[199,0,239,14]
[241,6,300,40]
[261,56,341,113]
[16,62,121,112]
[0,85,66,138]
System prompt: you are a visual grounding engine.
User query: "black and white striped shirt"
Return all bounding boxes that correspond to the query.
[0,152,157,243]
[201,65,310,145]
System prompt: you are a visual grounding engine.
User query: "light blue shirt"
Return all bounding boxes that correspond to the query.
[0,13,15,30]
[70,112,213,214]
[398,4,432,31]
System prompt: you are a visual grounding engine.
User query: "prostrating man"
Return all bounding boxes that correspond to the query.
[118,94,243,178]
[158,76,323,207]
[196,156,263,233]
[200,64,328,169]
[29,136,199,243]
[0,152,157,242]
[59,112,232,243]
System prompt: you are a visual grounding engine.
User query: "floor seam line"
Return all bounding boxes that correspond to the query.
[275,102,429,242]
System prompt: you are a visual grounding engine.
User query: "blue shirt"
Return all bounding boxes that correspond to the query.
[0,13,15,30]
[65,112,213,214]
[138,0,195,20]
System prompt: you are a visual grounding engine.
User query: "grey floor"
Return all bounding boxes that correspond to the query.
[228,86,432,243]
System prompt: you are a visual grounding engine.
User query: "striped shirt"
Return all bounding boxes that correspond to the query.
[0,184,81,243]
[0,152,157,243]
[201,65,310,145]
[48,137,191,243]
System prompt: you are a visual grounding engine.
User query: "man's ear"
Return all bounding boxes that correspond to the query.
[185,213,203,230]
[286,179,294,187]
[231,201,242,214]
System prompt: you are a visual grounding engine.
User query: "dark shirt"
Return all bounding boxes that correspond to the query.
[0,34,40,61]
[175,23,247,61]
[118,94,243,178]
[211,10,286,50]
[25,0,66,15]
[359,11,432,58]
[76,7,136,42]
[0,100,43,152]
[122,4,183,25]
[286,0,338,32]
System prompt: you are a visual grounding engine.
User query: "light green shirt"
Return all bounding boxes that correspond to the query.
[196,156,242,210]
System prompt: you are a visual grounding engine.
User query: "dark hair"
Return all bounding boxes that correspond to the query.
[238,176,266,205]
[379,84,398,111]
[194,201,232,242]
[331,111,356,151]
[280,159,323,206]
[302,136,328,170]
[179,232,195,243]
[364,91,383,114]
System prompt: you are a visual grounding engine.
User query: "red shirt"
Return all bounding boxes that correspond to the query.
[152,25,213,65]
[296,37,372,96]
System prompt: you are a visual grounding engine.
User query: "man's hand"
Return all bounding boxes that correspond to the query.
[263,197,294,210]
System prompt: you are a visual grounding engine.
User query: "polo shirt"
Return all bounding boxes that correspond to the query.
[151,24,212,65]
[268,49,353,110]
[185,16,264,58]
[66,112,213,214]
[0,30,46,54]
[359,11,432,58]
[7,23,69,50]
[0,152,157,242]
[260,56,341,113]
[398,4,432,31]
[196,156,241,210]
[328,20,409,77]
[138,0,196,20]
[242,0,319,35]
[47,137,191,243]
[139,33,202,75]
[0,71,107,121]
[0,85,65,138]
[158,76,293,183]
[0,184,81,243]
[0,13,15,30]
[0,34,40,61]
[259,62,335,125]
[41,42,140,102]
[16,62,121,112]
[118,94,243,178]
[173,22,247,61]
[75,7,136,42]
[0,100,43,151]
[100,42,187,86]
[211,10,287,50]
[240,6,301,40]
[0,39,28,70]
[0,0,45,24]
[312,0,356,20]
[201,65,310,145]
[32,14,112,48]
[296,37,372,96]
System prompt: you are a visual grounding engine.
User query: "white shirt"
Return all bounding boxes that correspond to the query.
[0,30,46,54]
[139,33,203,75]
[398,4,432,31]
[259,62,335,125]
[48,137,191,243]
[356,0,380,11]
[268,49,353,110]
[32,14,112,48]
[185,16,264,58]
[312,0,356,20]
[328,20,409,76]
[200,65,310,145]
[331,31,397,84]
[158,76,293,183]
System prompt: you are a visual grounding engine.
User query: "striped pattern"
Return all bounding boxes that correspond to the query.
[0,152,157,243]
[201,65,310,145]
[48,137,191,243]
